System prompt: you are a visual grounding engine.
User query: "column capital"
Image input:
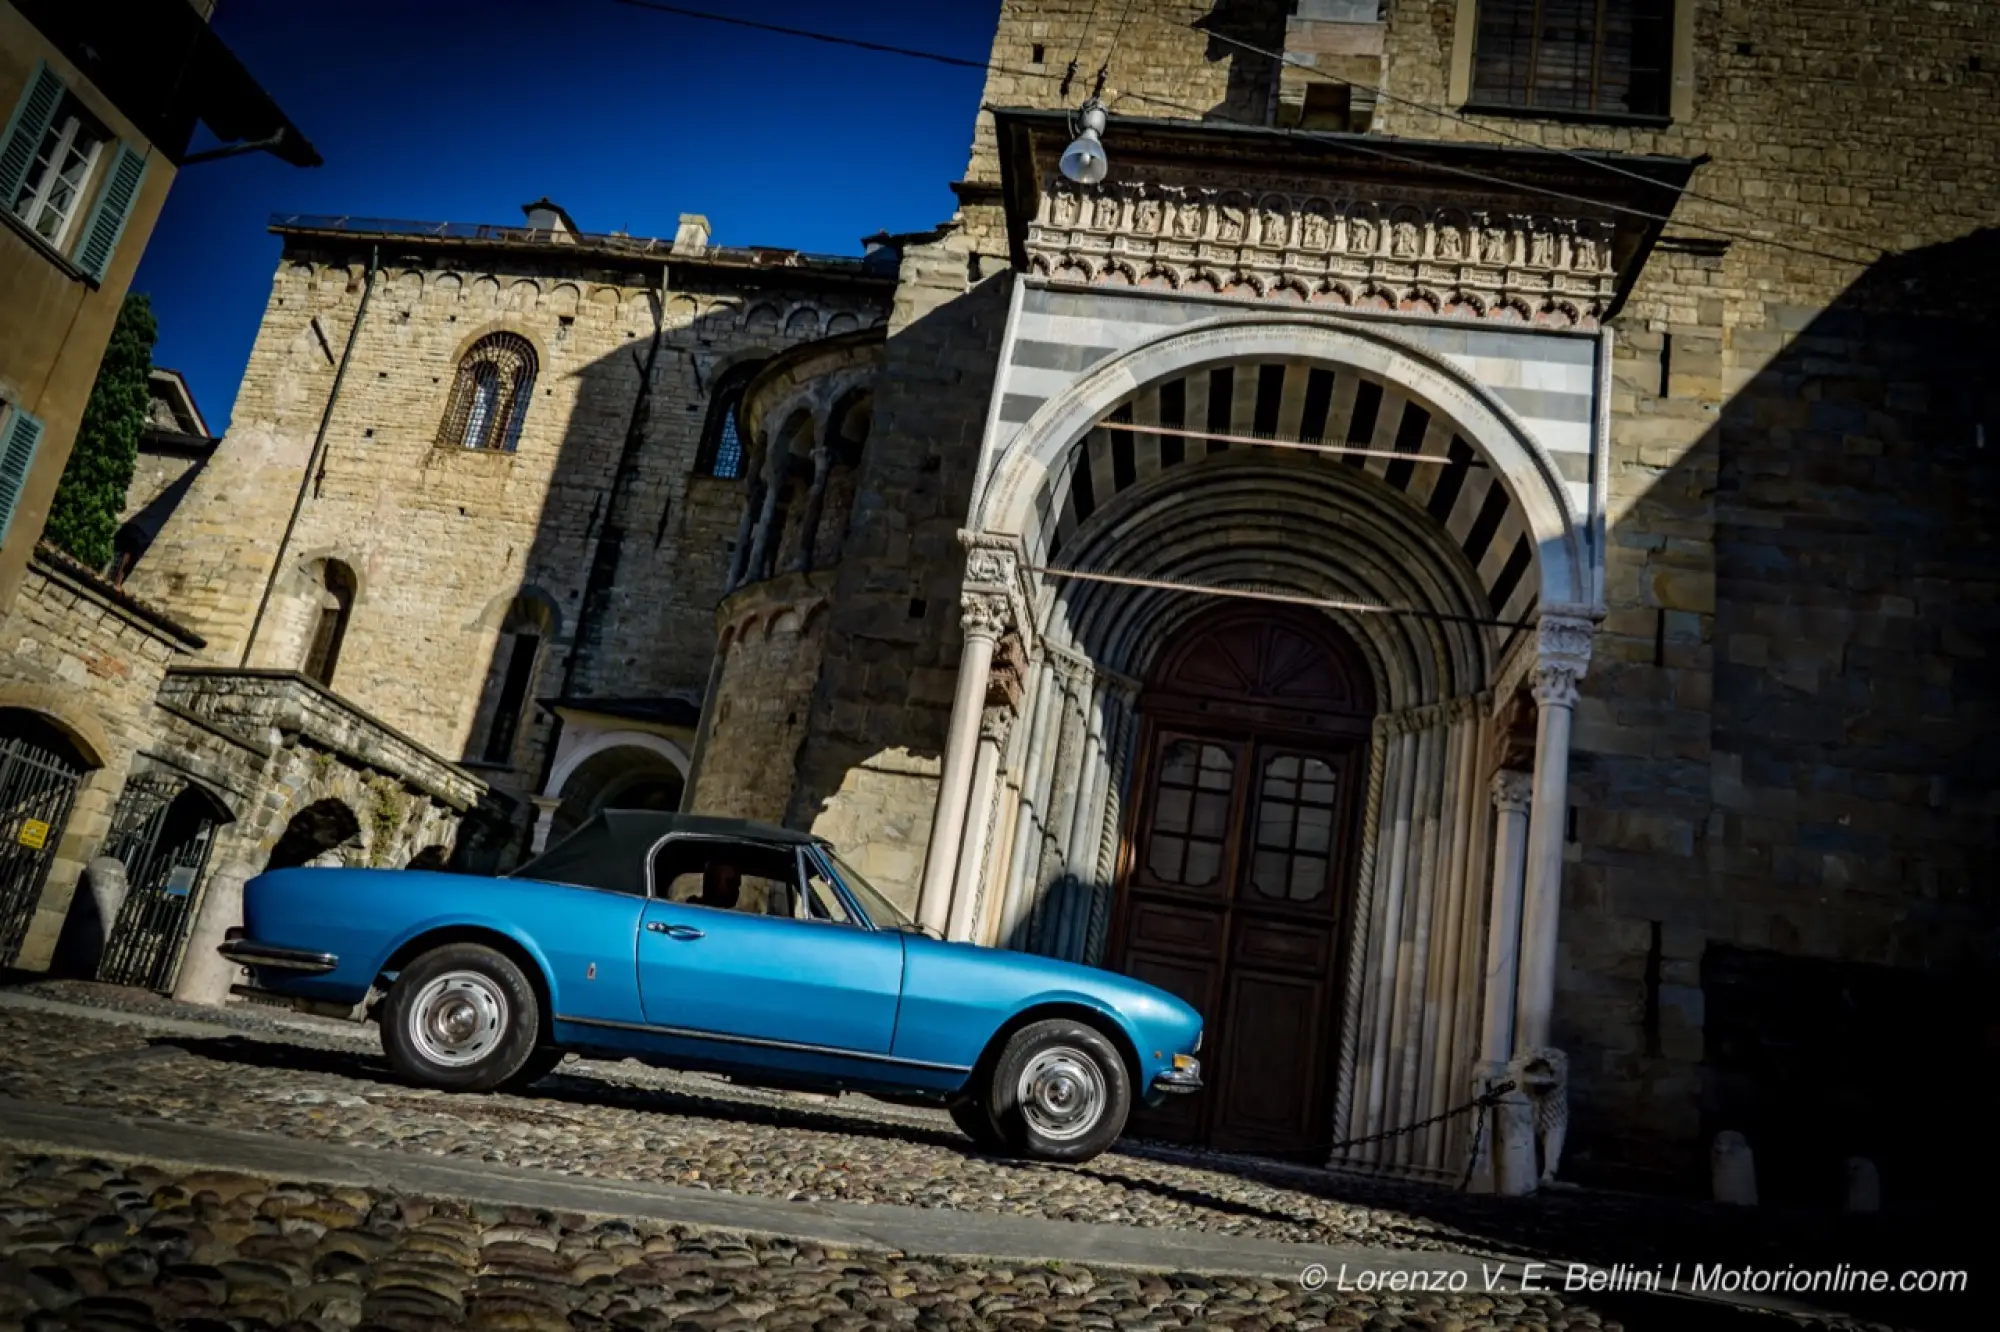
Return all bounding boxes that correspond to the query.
[1490,769,1534,814]
[1532,611,1594,708]
[530,794,564,815]
[958,528,1021,589]
[960,590,1011,642]
[979,707,1014,746]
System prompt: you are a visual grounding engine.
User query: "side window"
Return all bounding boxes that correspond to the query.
[1,65,148,279]
[798,858,855,926]
[649,840,800,917]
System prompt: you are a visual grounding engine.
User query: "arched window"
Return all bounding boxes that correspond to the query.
[302,560,356,687]
[693,360,764,479]
[438,333,537,452]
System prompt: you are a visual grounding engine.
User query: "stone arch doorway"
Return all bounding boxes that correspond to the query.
[0,708,98,965]
[543,744,686,851]
[1111,602,1375,1159]
[266,799,363,871]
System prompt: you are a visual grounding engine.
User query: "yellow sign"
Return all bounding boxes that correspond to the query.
[17,818,50,850]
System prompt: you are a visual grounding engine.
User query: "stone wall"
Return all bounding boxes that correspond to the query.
[0,550,198,967]
[687,574,835,826]
[127,230,891,852]
[1368,0,2000,1191]
[782,232,1012,911]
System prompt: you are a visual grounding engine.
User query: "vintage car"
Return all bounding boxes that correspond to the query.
[221,810,1203,1162]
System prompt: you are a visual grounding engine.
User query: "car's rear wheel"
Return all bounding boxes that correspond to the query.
[986,1019,1130,1164]
[950,1098,1007,1153]
[381,943,540,1092]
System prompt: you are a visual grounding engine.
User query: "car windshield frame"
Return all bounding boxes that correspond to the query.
[813,847,920,934]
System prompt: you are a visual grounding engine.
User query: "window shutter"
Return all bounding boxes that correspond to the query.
[0,408,47,547]
[0,61,66,209]
[76,142,148,282]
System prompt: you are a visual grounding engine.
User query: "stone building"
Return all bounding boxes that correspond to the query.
[9,0,1995,1207]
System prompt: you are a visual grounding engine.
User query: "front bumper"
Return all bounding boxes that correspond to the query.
[1152,1056,1202,1094]
[219,929,338,975]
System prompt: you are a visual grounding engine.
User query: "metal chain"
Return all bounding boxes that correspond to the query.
[1326,1078,1517,1162]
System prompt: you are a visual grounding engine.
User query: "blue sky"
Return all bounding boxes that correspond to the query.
[136,0,1002,432]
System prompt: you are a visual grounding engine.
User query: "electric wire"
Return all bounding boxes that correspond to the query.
[1190,22,1888,261]
[604,0,1883,267]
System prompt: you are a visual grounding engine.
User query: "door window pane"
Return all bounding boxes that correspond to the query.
[1247,753,1340,902]
[1145,740,1234,888]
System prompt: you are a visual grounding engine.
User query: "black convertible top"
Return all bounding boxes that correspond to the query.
[509,809,822,895]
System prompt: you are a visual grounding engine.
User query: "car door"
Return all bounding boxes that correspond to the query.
[636,837,903,1055]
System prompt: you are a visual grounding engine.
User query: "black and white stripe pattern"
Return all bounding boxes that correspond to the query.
[1031,359,1540,625]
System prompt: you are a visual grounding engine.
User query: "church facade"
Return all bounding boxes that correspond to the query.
[2,1,1992,1203]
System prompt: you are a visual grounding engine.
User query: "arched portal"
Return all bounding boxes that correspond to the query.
[934,313,1596,1179]
[1114,603,1373,1157]
[545,743,686,850]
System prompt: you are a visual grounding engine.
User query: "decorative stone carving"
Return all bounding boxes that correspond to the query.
[979,707,1014,746]
[1532,613,1594,708]
[960,591,1010,641]
[1491,769,1534,814]
[1507,1046,1569,1187]
[1028,177,1622,326]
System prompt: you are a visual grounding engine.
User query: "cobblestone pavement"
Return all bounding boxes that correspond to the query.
[0,981,1970,1330]
[0,1150,1645,1332]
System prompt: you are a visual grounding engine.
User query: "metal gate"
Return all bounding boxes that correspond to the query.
[97,771,221,992]
[0,724,87,967]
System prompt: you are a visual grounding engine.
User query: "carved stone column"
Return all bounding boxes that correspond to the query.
[1512,613,1593,1053]
[1478,770,1534,1073]
[947,708,1011,942]
[789,431,835,576]
[917,588,1012,935]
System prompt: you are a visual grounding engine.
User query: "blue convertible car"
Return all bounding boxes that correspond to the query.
[221,810,1202,1162]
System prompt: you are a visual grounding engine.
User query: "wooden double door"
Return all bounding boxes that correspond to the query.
[1109,609,1371,1159]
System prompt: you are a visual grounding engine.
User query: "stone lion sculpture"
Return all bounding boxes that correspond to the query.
[1507,1047,1569,1186]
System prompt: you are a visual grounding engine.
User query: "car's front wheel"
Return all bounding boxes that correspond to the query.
[381,943,540,1092]
[986,1019,1131,1163]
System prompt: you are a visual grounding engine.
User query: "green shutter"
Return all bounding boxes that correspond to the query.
[75,141,147,282]
[0,61,65,211]
[0,408,47,548]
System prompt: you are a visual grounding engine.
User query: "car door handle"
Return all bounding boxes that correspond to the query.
[647,922,704,940]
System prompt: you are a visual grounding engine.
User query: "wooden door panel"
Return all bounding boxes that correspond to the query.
[1231,915,1333,977]
[1123,898,1221,960]
[1123,949,1218,1143]
[1209,969,1328,1155]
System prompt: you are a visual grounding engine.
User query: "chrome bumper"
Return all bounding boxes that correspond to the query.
[1152,1057,1203,1094]
[218,932,338,975]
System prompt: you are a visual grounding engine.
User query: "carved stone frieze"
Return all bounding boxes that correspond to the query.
[1029,176,1620,328]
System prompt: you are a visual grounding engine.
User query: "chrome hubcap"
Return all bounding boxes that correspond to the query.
[408,971,508,1067]
[1017,1046,1106,1142]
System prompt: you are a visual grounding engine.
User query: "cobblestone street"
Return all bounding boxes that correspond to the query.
[0,983,1972,1331]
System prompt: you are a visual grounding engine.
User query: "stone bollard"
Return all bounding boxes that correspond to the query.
[1711,1130,1757,1205]
[1494,1088,1540,1196]
[51,857,129,978]
[1845,1157,1881,1213]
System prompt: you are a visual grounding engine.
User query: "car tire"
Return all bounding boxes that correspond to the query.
[950,1098,1007,1153]
[381,943,540,1093]
[499,1045,568,1092]
[986,1019,1131,1164]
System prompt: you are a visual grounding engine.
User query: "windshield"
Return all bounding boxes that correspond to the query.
[824,851,919,932]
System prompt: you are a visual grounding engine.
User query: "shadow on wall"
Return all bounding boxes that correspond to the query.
[1561,226,2000,1209]
[366,290,793,874]
[780,274,1014,903]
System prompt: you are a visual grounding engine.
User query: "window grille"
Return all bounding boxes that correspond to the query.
[694,361,766,479]
[437,333,537,451]
[1471,0,1674,118]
